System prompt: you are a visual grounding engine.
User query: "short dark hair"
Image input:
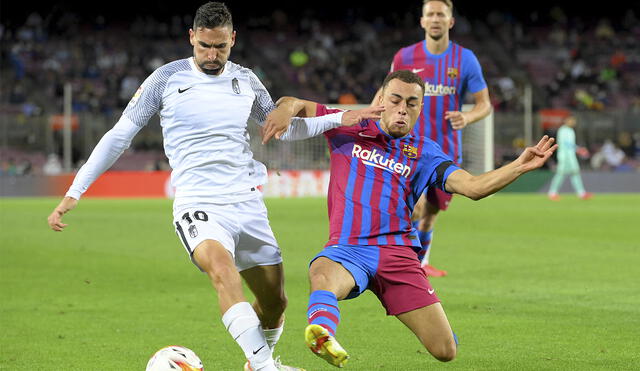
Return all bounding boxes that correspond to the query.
[423,0,454,14]
[382,70,426,96]
[193,2,233,30]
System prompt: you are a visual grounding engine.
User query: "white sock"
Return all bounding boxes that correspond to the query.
[424,250,431,265]
[263,322,284,356]
[222,302,275,371]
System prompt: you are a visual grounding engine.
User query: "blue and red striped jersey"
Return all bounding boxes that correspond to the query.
[318,104,460,249]
[390,41,487,164]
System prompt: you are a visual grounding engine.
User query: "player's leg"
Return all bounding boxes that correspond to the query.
[396,303,457,362]
[175,207,277,371]
[412,193,435,262]
[570,172,587,196]
[414,188,449,277]
[371,246,455,362]
[241,264,287,352]
[305,255,359,367]
[567,158,591,199]
[417,201,440,263]
[192,241,277,371]
[193,239,247,313]
[234,197,304,370]
[308,257,356,335]
[549,154,571,200]
[548,170,565,200]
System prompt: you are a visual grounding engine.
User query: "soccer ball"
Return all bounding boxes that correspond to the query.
[146,345,204,371]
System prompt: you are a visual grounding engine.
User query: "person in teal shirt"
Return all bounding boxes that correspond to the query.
[548,115,592,200]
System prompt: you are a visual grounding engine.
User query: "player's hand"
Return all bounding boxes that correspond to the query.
[341,105,385,127]
[576,146,590,158]
[515,136,557,173]
[262,104,294,144]
[445,111,468,130]
[47,196,78,231]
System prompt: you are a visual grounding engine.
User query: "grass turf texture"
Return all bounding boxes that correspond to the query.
[1,195,638,370]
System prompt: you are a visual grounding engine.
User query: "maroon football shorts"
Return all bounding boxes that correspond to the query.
[426,187,453,211]
[370,246,440,315]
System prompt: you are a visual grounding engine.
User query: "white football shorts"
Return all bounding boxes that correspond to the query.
[173,196,282,271]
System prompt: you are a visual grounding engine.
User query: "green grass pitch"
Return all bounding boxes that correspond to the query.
[1,195,638,370]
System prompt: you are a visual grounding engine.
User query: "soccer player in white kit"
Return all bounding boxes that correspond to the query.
[46,2,381,370]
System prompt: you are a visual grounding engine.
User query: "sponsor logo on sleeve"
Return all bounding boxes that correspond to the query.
[129,85,144,106]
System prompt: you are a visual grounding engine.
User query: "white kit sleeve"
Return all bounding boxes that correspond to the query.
[278,112,344,141]
[247,71,276,126]
[65,116,143,200]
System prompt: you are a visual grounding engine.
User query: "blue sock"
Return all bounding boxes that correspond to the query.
[453,331,459,346]
[308,290,340,336]
[412,220,433,264]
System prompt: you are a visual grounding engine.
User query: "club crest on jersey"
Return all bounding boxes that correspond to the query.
[232,78,241,94]
[188,225,198,238]
[447,67,459,79]
[402,144,418,159]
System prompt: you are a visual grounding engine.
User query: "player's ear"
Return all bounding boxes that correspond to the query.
[377,89,385,106]
[449,16,455,30]
[420,16,427,30]
[189,29,195,46]
[230,30,236,47]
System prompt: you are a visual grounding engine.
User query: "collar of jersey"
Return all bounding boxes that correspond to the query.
[422,40,453,59]
[189,57,230,77]
[374,120,414,140]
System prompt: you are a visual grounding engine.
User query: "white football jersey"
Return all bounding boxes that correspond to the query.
[65,57,344,206]
[123,57,272,205]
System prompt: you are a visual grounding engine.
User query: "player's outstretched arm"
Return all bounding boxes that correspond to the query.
[276,104,384,142]
[265,96,384,143]
[47,196,78,231]
[445,136,557,200]
[262,97,318,144]
[46,117,143,231]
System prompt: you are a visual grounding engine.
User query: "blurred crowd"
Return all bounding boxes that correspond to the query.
[1,5,640,174]
[4,7,640,114]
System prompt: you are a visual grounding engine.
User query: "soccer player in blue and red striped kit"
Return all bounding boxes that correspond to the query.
[373,0,492,277]
[264,70,555,368]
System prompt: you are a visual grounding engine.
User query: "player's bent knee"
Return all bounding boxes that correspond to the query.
[308,270,332,291]
[263,291,288,315]
[429,341,456,362]
[276,292,288,311]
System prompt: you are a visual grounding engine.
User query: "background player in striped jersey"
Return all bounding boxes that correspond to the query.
[45,2,381,370]
[265,70,555,367]
[373,0,492,277]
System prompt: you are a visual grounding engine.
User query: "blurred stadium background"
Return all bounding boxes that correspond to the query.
[1,1,639,195]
